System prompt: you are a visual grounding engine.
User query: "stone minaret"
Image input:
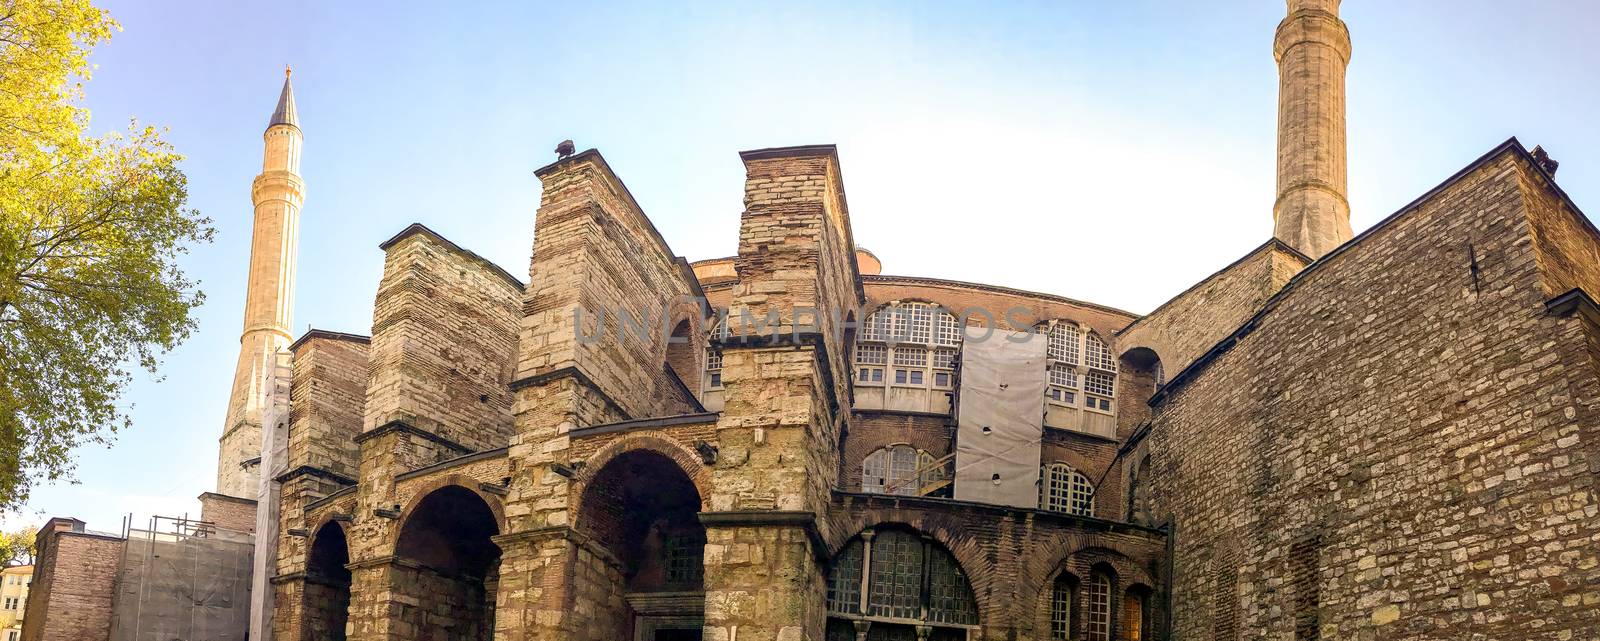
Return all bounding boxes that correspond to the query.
[216,68,304,497]
[1272,0,1352,259]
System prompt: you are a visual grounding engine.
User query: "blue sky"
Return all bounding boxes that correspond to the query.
[8,0,1598,531]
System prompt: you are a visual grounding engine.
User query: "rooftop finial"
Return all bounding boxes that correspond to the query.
[285,64,292,79]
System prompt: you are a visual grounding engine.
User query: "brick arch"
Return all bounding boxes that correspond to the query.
[1024,543,1157,640]
[392,473,508,544]
[823,512,996,624]
[572,431,712,513]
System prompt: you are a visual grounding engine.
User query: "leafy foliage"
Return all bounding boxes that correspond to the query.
[0,0,213,510]
[0,527,36,566]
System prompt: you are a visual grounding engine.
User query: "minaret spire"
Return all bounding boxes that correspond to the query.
[1272,0,1352,259]
[216,71,306,497]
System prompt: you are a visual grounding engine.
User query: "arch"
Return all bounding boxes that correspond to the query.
[824,523,979,639]
[573,444,708,639]
[1084,563,1117,641]
[664,317,700,396]
[395,473,507,535]
[392,485,502,641]
[1047,567,1080,641]
[1121,583,1154,641]
[303,520,351,641]
[574,432,712,513]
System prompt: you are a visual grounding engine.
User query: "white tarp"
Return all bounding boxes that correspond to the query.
[953,330,1047,508]
[248,349,291,641]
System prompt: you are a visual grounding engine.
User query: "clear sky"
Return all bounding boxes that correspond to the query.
[6,0,1598,532]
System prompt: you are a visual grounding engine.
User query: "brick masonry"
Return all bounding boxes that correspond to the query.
[21,520,123,641]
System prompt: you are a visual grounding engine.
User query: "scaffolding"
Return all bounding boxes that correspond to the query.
[109,515,254,641]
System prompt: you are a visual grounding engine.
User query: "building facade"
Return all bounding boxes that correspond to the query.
[1,565,32,641]
[262,1,1600,640]
[18,1,1600,640]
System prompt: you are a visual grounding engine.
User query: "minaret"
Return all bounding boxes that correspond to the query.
[216,68,304,497]
[1272,0,1352,259]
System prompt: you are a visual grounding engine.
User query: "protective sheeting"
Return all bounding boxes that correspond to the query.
[110,517,254,641]
[249,349,291,641]
[953,330,1047,508]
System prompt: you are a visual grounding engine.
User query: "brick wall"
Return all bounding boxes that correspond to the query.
[1143,142,1600,638]
[21,526,122,641]
[198,492,258,533]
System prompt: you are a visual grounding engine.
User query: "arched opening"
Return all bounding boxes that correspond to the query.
[1085,564,1118,641]
[1121,584,1152,641]
[824,525,978,641]
[576,449,706,641]
[392,485,501,641]
[1049,571,1079,641]
[665,318,700,398]
[304,521,352,641]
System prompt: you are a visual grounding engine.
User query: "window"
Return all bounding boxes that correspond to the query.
[704,348,723,390]
[855,302,961,392]
[663,533,704,586]
[1086,572,1112,641]
[862,445,936,496]
[826,527,978,634]
[1121,589,1145,641]
[704,313,727,391]
[1051,574,1075,640]
[1041,463,1095,517]
[1040,321,1117,416]
[3,596,15,609]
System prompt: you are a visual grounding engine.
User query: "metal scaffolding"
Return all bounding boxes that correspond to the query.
[109,515,254,641]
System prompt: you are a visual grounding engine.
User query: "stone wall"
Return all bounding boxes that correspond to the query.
[21,521,122,641]
[1117,239,1307,378]
[366,224,521,454]
[1142,142,1600,639]
[287,331,370,480]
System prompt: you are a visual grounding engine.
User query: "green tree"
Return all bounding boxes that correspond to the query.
[0,0,213,510]
[0,527,36,566]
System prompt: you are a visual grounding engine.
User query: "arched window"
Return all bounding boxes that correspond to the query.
[1041,321,1117,414]
[1051,573,1076,641]
[862,445,948,496]
[855,302,960,391]
[825,527,978,638]
[1086,571,1113,641]
[1121,586,1150,641]
[1040,463,1095,517]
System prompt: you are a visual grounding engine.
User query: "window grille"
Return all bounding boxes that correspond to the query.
[1085,370,1115,398]
[1049,363,1078,389]
[927,543,978,625]
[907,303,933,344]
[1049,323,1081,365]
[856,343,887,365]
[869,530,924,620]
[863,310,889,341]
[932,347,958,370]
[663,533,703,585]
[1085,333,1116,372]
[1086,573,1112,641]
[862,449,889,494]
[1122,591,1144,641]
[826,528,978,635]
[1051,575,1074,640]
[704,348,724,390]
[1042,463,1095,517]
[826,540,863,614]
[935,312,962,346]
[894,346,929,367]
